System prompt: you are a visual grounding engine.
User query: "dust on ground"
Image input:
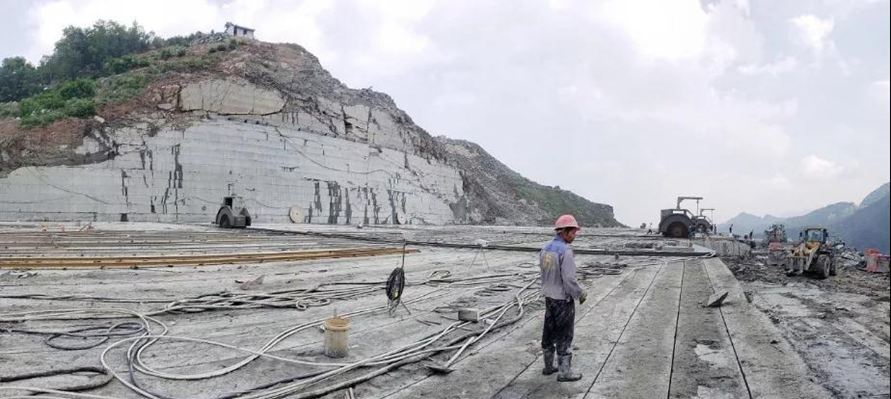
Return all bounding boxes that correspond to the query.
[723,250,890,398]
[723,251,890,300]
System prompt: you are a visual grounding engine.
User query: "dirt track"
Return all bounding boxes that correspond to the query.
[723,253,890,398]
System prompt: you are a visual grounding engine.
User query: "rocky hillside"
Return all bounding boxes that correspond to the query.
[438,137,618,226]
[831,185,890,253]
[859,182,889,208]
[0,35,619,226]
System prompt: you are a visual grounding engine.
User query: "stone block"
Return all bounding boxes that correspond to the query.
[180,79,285,115]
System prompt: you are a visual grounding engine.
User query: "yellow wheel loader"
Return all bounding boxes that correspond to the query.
[788,227,838,279]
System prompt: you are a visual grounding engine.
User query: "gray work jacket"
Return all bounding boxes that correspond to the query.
[539,234,583,300]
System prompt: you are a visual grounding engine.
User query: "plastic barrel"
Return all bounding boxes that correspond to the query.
[324,317,351,358]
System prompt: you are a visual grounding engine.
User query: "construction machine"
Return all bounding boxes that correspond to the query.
[658,196,702,238]
[762,223,787,247]
[215,195,252,228]
[764,224,787,266]
[788,226,839,278]
[694,208,714,234]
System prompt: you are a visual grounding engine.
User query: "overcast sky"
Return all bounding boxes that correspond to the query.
[1,0,888,225]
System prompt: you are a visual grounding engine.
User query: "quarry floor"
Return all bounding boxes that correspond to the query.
[0,223,887,399]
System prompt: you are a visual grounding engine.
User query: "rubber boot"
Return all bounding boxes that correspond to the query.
[541,349,557,375]
[556,354,582,382]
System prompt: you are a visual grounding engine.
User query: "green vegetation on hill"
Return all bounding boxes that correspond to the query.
[0,57,41,102]
[0,21,153,103]
[18,78,97,127]
[510,176,618,227]
[0,20,214,127]
[44,21,155,82]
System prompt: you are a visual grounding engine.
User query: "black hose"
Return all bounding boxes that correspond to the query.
[3,321,145,350]
[0,366,113,392]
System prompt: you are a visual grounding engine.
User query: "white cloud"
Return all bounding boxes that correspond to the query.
[3,0,887,226]
[358,0,434,55]
[800,154,844,179]
[733,0,751,15]
[548,0,572,11]
[376,23,430,54]
[764,173,792,188]
[871,79,890,104]
[738,56,799,75]
[362,0,435,21]
[597,0,708,61]
[254,0,336,61]
[790,14,834,54]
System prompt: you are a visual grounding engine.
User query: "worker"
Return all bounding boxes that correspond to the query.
[539,214,586,382]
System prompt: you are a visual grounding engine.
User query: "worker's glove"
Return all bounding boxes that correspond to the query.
[579,291,588,305]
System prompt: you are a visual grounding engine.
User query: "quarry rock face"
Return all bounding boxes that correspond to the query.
[179,78,286,115]
[0,41,619,226]
[0,104,462,224]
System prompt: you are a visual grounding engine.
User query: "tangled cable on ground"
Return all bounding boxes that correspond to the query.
[0,270,543,399]
[0,366,112,393]
[0,253,686,399]
[2,321,145,350]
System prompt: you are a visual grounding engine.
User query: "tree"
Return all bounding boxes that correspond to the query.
[0,57,42,102]
[41,20,154,82]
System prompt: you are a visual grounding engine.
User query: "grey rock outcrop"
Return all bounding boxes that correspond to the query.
[179,78,285,115]
[0,40,619,227]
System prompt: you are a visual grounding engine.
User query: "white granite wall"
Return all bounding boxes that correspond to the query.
[0,118,464,224]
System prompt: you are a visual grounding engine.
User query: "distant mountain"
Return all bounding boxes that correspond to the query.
[860,182,889,208]
[718,183,889,253]
[717,212,782,236]
[719,201,856,238]
[831,193,890,253]
[783,202,857,230]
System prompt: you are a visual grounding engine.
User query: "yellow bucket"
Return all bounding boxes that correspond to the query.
[324,316,351,358]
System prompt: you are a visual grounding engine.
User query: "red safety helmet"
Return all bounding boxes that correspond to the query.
[554,214,580,230]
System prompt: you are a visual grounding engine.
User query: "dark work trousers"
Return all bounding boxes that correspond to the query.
[542,297,575,356]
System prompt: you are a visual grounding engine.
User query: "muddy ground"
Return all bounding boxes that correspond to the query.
[723,251,890,398]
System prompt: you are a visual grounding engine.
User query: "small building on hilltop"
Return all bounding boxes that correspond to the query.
[224,22,255,39]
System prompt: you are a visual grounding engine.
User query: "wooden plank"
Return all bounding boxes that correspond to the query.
[702,257,832,398]
[0,248,418,269]
[668,259,748,398]
[381,268,641,399]
[484,265,664,399]
[583,262,683,398]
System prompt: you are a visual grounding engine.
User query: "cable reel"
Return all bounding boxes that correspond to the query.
[386,241,410,316]
[386,267,405,315]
